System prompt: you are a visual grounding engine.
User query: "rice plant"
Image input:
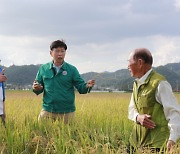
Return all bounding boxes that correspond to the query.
[0,91,179,153]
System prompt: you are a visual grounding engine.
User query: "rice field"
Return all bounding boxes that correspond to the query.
[0,91,180,153]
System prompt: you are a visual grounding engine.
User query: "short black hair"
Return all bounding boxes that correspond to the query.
[50,40,67,51]
[133,48,153,65]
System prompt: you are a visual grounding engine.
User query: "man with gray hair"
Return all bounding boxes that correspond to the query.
[127,48,180,152]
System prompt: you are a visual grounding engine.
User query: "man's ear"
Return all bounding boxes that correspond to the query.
[138,59,142,64]
[138,59,144,69]
[50,50,52,56]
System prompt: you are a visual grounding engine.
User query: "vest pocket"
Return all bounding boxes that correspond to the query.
[150,125,169,148]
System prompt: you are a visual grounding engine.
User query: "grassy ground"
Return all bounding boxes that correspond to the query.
[0,91,179,153]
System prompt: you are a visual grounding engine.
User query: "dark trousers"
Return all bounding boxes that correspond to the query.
[0,114,5,126]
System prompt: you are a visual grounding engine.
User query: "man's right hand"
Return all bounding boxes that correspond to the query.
[32,80,43,91]
[136,114,156,129]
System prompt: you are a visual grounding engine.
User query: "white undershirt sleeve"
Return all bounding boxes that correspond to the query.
[128,93,139,122]
[156,81,180,142]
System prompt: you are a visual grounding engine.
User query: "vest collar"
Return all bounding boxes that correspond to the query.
[135,69,153,86]
[143,69,155,85]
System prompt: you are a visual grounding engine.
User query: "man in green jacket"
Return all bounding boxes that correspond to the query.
[127,48,180,153]
[33,40,95,123]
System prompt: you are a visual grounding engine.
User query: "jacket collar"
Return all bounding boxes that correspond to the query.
[48,61,67,70]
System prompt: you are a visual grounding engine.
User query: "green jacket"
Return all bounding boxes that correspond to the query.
[33,61,90,113]
[130,70,169,148]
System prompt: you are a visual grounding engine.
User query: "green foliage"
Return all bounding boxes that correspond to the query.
[0,91,180,153]
[1,91,133,153]
[82,63,180,91]
[4,64,41,86]
[1,62,180,91]
[165,63,180,75]
[155,65,180,90]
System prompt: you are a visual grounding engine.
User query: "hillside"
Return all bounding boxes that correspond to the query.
[1,62,180,91]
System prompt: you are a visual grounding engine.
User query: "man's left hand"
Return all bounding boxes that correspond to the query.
[86,80,95,88]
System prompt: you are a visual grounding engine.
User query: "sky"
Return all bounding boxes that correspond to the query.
[0,0,180,74]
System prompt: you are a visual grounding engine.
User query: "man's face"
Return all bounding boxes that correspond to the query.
[50,47,66,64]
[128,53,141,78]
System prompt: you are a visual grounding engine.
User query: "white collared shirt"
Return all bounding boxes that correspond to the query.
[53,63,63,73]
[128,69,180,142]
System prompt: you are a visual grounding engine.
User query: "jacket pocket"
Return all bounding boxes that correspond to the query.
[43,75,54,91]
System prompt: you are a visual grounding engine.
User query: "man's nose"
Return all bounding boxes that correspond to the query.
[58,51,63,55]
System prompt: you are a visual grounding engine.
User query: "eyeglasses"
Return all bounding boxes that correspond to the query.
[52,49,66,53]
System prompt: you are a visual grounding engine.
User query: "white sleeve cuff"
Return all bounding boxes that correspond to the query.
[134,113,139,123]
[169,134,179,143]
